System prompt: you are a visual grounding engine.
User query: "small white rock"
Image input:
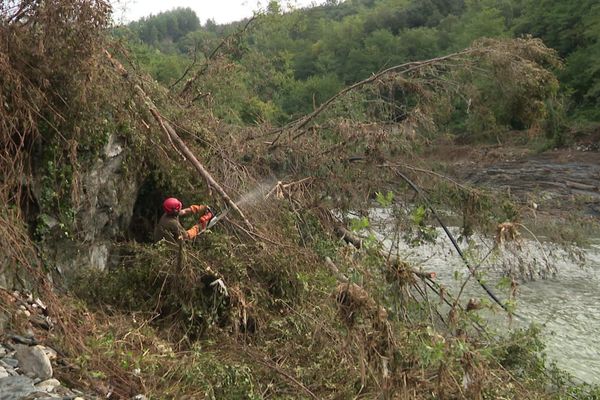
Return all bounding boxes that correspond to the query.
[16,309,31,318]
[35,378,61,392]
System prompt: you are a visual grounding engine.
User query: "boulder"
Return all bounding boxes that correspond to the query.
[14,345,52,380]
[34,377,61,392]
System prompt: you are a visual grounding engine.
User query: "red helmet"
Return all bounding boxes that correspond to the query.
[162,197,182,214]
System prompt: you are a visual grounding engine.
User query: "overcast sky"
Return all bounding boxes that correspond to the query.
[112,0,326,24]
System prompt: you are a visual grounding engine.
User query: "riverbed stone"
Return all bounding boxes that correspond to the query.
[14,345,52,380]
[1,358,19,368]
[0,375,36,400]
[34,378,61,392]
[0,366,8,379]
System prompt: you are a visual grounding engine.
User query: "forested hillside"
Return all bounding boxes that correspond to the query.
[123,0,599,143]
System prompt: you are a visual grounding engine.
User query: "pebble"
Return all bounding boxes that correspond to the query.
[19,309,31,318]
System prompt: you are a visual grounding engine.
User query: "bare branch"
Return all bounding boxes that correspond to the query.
[169,41,200,90]
[179,16,258,100]
[386,165,517,316]
[268,47,478,146]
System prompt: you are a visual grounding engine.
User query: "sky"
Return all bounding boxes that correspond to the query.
[112,0,326,25]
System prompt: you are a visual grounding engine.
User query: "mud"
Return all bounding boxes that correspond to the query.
[458,150,600,217]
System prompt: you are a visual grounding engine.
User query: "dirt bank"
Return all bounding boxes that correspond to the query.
[423,142,600,217]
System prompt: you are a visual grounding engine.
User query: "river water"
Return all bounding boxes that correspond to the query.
[368,151,600,384]
[373,220,600,384]
[516,242,600,384]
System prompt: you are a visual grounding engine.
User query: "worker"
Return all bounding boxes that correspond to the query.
[153,197,213,243]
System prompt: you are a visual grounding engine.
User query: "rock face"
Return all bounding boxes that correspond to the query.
[36,134,144,280]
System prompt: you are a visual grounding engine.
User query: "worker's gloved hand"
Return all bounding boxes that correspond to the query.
[189,205,207,215]
[185,224,200,239]
[199,206,215,230]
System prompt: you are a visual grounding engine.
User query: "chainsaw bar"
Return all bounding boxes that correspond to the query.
[203,208,230,232]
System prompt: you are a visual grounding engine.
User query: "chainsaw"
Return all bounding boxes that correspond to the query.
[199,206,229,234]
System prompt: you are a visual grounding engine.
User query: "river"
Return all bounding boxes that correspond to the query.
[373,221,600,384]
[370,150,600,384]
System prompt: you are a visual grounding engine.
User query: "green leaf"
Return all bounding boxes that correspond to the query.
[411,205,427,225]
[375,191,394,207]
[349,216,370,231]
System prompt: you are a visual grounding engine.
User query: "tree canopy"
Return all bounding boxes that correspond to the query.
[123,0,599,130]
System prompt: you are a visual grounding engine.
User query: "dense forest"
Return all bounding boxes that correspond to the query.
[123,0,599,143]
[1,0,599,399]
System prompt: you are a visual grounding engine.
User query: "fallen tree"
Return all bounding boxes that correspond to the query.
[104,49,254,230]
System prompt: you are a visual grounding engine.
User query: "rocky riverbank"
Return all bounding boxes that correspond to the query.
[0,343,75,400]
[426,144,600,213]
[0,290,82,399]
[461,149,600,217]
[0,289,146,400]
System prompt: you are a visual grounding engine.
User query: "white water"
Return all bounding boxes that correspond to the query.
[369,209,600,384]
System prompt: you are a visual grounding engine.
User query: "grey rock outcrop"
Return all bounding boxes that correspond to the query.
[33,133,144,280]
